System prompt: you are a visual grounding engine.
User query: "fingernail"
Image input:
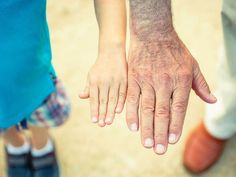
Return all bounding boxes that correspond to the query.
[168,134,176,144]
[144,138,154,147]
[105,118,112,124]
[130,123,138,131]
[210,93,217,101]
[98,120,105,126]
[155,144,165,154]
[92,117,98,123]
[115,107,121,113]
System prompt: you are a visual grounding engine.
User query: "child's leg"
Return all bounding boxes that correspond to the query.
[4,127,31,177]
[4,127,26,147]
[27,79,70,151]
[4,127,31,156]
[26,79,70,174]
[29,126,49,150]
[28,126,55,160]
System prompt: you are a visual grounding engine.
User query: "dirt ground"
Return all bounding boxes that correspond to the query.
[2,0,236,177]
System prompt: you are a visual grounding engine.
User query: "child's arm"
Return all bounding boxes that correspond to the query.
[80,0,127,127]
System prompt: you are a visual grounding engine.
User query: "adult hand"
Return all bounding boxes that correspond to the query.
[126,29,217,154]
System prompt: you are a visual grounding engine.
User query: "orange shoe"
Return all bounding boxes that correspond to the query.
[183,122,227,173]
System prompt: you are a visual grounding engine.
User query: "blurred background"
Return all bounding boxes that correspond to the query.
[2,0,236,177]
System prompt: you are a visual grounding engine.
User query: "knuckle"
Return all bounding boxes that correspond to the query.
[178,73,192,86]
[159,73,171,85]
[142,93,154,105]
[109,96,117,104]
[100,98,108,105]
[127,94,139,104]
[119,92,126,100]
[155,105,170,118]
[172,101,187,113]
[142,104,155,113]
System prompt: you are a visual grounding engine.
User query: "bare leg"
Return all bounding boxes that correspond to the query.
[29,126,50,150]
[4,127,25,147]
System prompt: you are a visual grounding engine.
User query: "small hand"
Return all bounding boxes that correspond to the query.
[80,47,127,127]
[126,30,217,154]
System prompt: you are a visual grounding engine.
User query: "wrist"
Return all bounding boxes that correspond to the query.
[98,41,126,61]
[98,37,125,52]
[129,0,173,41]
[130,27,177,45]
[99,35,125,47]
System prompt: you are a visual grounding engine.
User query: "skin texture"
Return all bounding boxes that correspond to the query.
[4,126,49,149]
[130,0,173,40]
[4,127,26,147]
[81,47,127,126]
[127,0,217,154]
[29,126,49,149]
[80,0,127,126]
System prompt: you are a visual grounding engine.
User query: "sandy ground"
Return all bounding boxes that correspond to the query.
[2,0,236,177]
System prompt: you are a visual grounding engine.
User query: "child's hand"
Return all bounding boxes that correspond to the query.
[80,46,127,127]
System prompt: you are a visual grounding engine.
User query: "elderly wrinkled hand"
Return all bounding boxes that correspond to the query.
[126,30,217,154]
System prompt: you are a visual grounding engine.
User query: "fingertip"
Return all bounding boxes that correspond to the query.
[91,117,98,123]
[168,133,181,144]
[208,93,217,103]
[201,93,217,104]
[154,144,167,155]
[116,93,126,113]
[98,119,106,127]
[115,106,123,114]
[105,117,113,125]
[129,123,138,132]
[143,138,154,148]
[79,95,89,99]
[79,92,89,99]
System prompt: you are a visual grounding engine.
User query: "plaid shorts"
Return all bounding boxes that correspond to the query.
[0,78,71,133]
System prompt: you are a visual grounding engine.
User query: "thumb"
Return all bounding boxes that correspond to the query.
[79,77,90,99]
[192,61,217,103]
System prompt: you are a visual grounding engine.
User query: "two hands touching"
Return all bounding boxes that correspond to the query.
[80,29,217,155]
[80,0,217,155]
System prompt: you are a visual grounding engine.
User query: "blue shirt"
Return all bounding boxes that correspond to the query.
[0,0,55,128]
